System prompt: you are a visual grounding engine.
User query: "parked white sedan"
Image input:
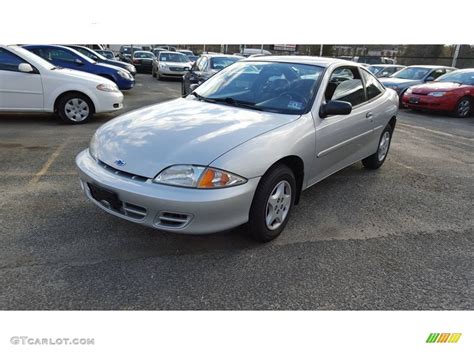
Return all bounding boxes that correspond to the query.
[0,45,123,124]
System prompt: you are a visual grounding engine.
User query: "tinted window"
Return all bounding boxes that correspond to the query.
[0,48,24,72]
[362,69,384,100]
[40,48,78,63]
[429,69,446,80]
[134,51,155,59]
[325,66,366,106]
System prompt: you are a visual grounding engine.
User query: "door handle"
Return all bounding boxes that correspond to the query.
[366,112,374,119]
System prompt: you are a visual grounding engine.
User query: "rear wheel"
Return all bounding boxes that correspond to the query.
[362,125,392,169]
[57,93,94,124]
[248,165,296,242]
[453,97,472,118]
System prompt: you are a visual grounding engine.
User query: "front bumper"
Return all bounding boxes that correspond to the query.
[75,150,259,234]
[401,93,457,111]
[159,67,189,77]
[94,91,124,113]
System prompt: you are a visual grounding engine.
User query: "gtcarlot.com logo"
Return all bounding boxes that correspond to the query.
[10,336,95,346]
[426,333,462,343]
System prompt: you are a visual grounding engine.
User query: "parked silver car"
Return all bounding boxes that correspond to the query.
[152,51,191,80]
[76,57,398,242]
[379,65,456,97]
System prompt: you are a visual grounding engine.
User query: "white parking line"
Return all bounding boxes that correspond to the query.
[397,122,474,143]
[29,140,69,184]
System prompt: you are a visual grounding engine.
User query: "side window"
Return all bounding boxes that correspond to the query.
[0,48,24,72]
[429,69,445,80]
[324,66,366,107]
[49,48,78,63]
[361,69,384,100]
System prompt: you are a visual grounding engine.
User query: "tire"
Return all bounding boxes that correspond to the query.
[157,72,162,81]
[152,65,156,78]
[248,164,296,242]
[362,125,392,169]
[453,97,472,118]
[56,93,94,124]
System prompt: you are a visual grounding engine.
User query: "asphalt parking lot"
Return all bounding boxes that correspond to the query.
[0,74,472,310]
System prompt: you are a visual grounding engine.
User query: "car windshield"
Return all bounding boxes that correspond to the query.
[123,47,142,54]
[391,67,430,80]
[76,47,106,61]
[134,52,154,59]
[435,70,474,85]
[368,66,384,74]
[193,61,324,115]
[211,57,240,70]
[159,53,188,62]
[12,46,56,70]
[97,51,114,59]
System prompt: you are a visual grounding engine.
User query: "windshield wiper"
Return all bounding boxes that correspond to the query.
[207,97,265,111]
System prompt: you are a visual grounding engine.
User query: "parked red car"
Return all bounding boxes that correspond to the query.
[402,69,474,117]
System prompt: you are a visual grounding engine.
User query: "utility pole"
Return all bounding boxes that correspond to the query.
[319,44,323,57]
[452,44,461,67]
[261,44,264,54]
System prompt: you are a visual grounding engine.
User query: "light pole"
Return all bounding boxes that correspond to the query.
[319,44,323,57]
[452,44,461,67]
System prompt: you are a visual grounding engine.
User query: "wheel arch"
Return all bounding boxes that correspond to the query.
[54,91,96,114]
[265,155,305,205]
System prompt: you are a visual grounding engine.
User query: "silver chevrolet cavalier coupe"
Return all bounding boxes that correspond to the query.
[76,56,398,242]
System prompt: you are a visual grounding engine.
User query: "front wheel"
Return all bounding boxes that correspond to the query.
[362,125,392,169]
[57,93,93,124]
[152,65,156,78]
[453,97,472,118]
[248,165,296,242]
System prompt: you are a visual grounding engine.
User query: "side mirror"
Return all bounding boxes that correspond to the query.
[75,58,83,65]
[320,100,352,118]
[18,63,34,73]
[425,76,435,82]
[190,83,200,91]
[381,71,389,77]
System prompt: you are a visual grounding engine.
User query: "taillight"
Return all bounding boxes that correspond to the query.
[133,59,140,64]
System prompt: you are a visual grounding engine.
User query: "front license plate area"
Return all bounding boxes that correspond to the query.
[88,183,122,211]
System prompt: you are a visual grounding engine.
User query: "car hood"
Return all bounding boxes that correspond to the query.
[411,81,468,94]
[96,62,126,72]
[94,98,300,178]
[379,77,422,87]
[52,68,113,84]
[162,62,191,67]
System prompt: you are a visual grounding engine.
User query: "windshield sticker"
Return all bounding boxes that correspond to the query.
[288,101,303,110]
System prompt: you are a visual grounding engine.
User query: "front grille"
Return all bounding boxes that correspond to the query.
[412,92,428,96]
[155,211,192,229]
[98,160,148,182]
[169,67,185,71]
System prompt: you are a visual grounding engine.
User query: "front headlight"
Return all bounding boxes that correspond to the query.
[96,83,119,92]
[127,65,136,73]
[405,88,412,94]
[428,92,447,97]
[117,70,131,79]
[154,165,247,189]
[89,133,98,160]
[159,63,168,69]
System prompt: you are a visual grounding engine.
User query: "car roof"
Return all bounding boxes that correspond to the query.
[370,64,405,67]
[240,55,362,68]
[203,53,243,58]
[405,65,456,69]
[159,51,186,55]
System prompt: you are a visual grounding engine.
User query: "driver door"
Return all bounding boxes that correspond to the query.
[0,48,43,111]
[310,66,375,183]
